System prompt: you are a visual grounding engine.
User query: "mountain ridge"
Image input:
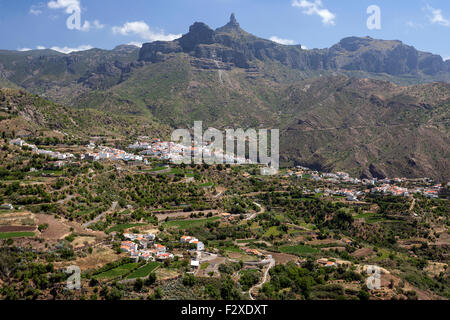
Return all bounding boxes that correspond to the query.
[138,14,450,82]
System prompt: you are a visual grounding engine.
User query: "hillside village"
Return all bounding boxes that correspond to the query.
[0,132,448,301]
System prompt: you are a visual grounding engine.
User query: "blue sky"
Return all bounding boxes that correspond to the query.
[0,0,449,59]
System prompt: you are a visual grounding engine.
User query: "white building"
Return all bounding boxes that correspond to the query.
[196,242,205,251]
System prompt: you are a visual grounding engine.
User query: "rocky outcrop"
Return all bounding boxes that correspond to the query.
[139,41,183,63]
[138,14,450,80]
[178,22,216,52]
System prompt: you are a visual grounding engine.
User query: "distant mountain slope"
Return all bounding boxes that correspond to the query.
[0,45,140,105]
[0,88,170,139]
[279,77,450,181]
[139,14,450,83]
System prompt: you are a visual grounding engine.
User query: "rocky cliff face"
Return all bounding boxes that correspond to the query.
[139,14,450,81]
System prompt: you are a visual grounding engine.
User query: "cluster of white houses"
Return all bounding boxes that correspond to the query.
[129,140,249,164]
[83,145,144,163]
[120,233,206,261]
[286,167,362,184]
[10,138,75,160]
[288,166,445,200]
[371,184,442,199]
[120,233,174,261]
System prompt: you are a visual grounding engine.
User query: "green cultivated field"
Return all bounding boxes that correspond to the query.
[279,244,318,255]
[0,232,34,239]
[93,263,140,280]
[354,212,386,223]
[126,262,160,279]
[163,216,220,229]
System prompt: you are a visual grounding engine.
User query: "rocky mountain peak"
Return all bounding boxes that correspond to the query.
[178,22,216,52]
[216,13,242,33]
[229,13,239,27]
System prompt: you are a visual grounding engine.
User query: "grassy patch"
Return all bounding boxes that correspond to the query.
[146,166,168,172]
[264,226,282,237]
[354,212,386,223]
[200,262,209,270]
[199,182,214,188]
[106,223,146,233]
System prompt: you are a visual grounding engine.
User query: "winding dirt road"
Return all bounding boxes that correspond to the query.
[249,257,275,300]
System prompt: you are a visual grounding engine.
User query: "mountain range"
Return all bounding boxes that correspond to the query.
[0,14,449,181]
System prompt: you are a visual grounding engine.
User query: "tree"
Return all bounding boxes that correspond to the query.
[358,290,370,300]
[182,273,196,287]
[205,284,220,299]
[154,287,162,299]
[134,278,144,292]
[145,273,157,286]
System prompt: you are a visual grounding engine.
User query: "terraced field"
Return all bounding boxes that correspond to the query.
[126,262,160,279]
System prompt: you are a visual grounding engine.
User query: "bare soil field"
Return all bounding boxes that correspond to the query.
[55,247,122,271]
[321,246,346,252]
[0,211,37,226]
[36,214,70,240]
[155,268,180,281]
[228,252,259,262]
[351,247,374,258]
[436,231,450,246]
[424,262,447,277]
[306,239,346,246]
[65,219,107,240]
[0,225,36,232]
[72,236,97,249]
[261,250,298,264]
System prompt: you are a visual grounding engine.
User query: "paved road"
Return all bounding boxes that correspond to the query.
[83,201,118,229]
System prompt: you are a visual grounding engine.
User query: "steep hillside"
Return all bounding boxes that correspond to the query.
[279,77,450,181]
[0,88,170,139]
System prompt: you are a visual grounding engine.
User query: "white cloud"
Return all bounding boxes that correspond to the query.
[79,21,91,32]
[270,36,296,45]
[127,42,143,48]
[78,20,104,32]
[426,5,450,27]
[292,0,336,26]
[51,45,93,54]
[48,0,80,13]
[36,45,93,54]
[18,48,32,52]
[406,21,423,29]
[29,8,43,16]
[29,3,45,16]
[92,20,105,29]
[444,56,450,61]
[112,21,181,42]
